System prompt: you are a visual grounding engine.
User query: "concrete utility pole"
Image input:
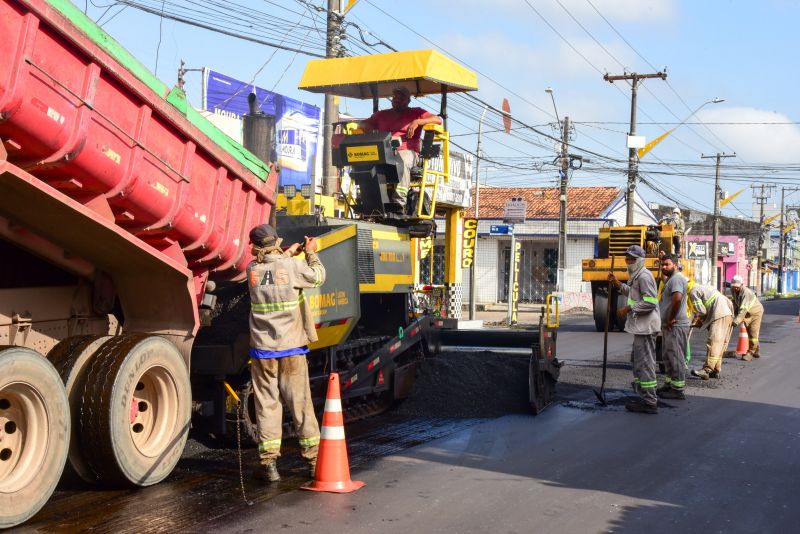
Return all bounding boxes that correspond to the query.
[603,71,667,225]
[785,203,800,294]
[557,116,570,293]
[751,183,775,294]
[702,152,735,291]
[321,0,343,196]
[468,106,488,320]
[778,187,800,294]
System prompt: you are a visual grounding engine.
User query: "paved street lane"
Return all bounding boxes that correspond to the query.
[216,298,800,534]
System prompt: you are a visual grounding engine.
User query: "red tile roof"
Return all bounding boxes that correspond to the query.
[465,186,619,219]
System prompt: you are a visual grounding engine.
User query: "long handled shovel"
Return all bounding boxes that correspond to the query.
[594,256,615,405]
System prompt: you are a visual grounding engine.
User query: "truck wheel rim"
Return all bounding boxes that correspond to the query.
[129,366,178,457]
[0,383,48,491]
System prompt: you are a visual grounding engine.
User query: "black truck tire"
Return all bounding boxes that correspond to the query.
[0,346,70,529]
[47,335,112,484]
[614,293,628,332]
[593,292,608,332]
[79,335,191,487]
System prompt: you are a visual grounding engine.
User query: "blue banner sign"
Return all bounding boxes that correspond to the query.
[204,70,320,189]
[490,224,512,235]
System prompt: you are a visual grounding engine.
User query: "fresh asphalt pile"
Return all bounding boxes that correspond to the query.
[194,282,250,344]
[396,350,530,418]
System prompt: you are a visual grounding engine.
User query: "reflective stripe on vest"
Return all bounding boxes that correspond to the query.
[312,265,324,288]
[252,299,300,313]
[251,293,306,314]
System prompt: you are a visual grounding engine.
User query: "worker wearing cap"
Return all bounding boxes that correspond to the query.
[657,254,690,399]
[729,274,764,361]
[360,87,442,211]
[689,283,733,380]
[246,223,325,482]
[609,245,661,414]
[660,207,686,255]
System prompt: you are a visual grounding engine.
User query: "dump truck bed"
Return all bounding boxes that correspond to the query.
[0,0,278,292]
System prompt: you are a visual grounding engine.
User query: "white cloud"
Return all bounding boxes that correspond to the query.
[444,32,633,79]
[432,0,675,23]
[695,107,800,164]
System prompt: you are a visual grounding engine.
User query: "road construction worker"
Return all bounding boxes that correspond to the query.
[246,223,325,482]
[657,254,689,400]
[609,245,661,414]
[729,274,764,361]
[660,207,685,254]
[689,283,733,380]
[360,86,442,211]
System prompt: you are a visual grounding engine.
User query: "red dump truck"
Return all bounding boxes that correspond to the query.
[1,1,563,528]
[0,0,278,526]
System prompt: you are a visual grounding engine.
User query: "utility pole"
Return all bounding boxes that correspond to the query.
[751,184,775,294]
[604,71,667,225]
[778,187,800,294]
[321,0,343,197]
[701,152,735,290]
[468,106,488,320]
[557,116,570,293]
[786,203,800,294]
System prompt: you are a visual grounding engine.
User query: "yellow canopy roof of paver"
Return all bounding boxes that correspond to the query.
[298,49,478,99]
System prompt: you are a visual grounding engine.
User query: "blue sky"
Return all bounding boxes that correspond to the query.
[77,0,800,218]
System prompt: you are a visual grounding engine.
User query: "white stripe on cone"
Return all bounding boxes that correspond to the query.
[324,398,342,413]
[321,425,346,440]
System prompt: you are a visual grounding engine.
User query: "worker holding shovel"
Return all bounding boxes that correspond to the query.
[608,245,661,414]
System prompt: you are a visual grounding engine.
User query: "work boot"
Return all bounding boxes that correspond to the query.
[254,462,280,483]
[625,398,658,414]
[708,370,720,379]
[752,351,760,359]
[308,458,317,479]
[742,352,753,362]
[658,388,685,400]
[691,368,710,380]
[656,384,672,395]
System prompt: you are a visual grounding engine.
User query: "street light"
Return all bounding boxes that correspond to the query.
[546,87,569,293]
[680,97,724,128]
[545,87,562,137]
[639,97,724,160]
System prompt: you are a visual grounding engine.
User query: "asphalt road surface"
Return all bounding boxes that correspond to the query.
[13,298,799,533]
[210,297,800,534]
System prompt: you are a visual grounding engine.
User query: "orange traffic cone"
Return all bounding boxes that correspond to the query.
[735,322,749,355]
[303,373,365,493]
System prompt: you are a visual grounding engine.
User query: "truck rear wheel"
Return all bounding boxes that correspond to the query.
[79,335,191,487]
[593,292,608,332]
[613,294,628,332]
[47,335,112,484]
[0,347,70,529]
